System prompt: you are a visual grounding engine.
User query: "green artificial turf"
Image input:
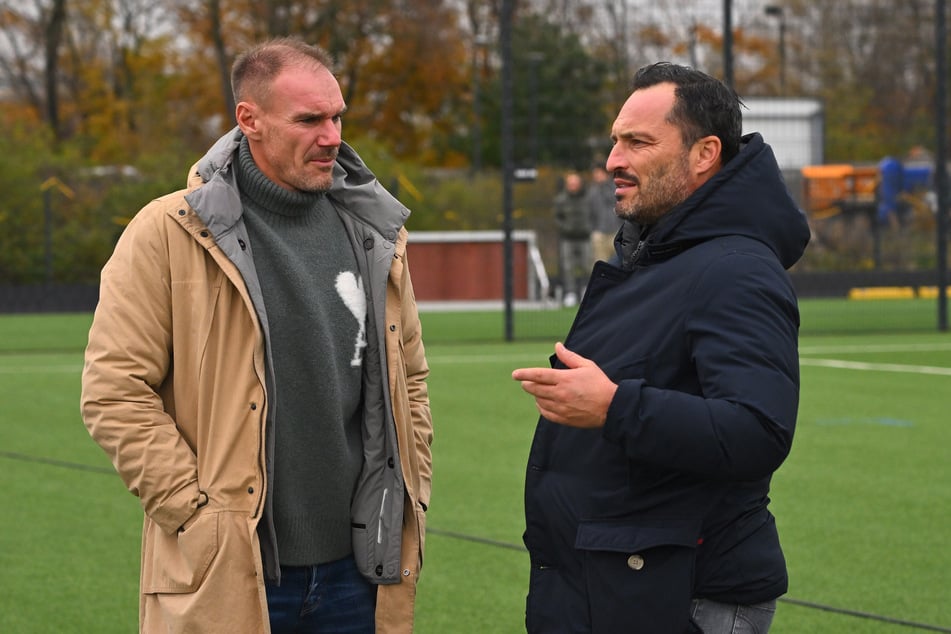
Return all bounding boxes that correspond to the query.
[1,307,949,633]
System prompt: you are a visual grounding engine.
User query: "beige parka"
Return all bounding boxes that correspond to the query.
[81,129,433,633]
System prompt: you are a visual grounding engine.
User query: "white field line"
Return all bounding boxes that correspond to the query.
[800,358,951,376]
[800,342,951,376]
[800,342,951,354]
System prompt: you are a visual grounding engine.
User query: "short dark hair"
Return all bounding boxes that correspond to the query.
[231,37,336,105]
[631,62,744,164]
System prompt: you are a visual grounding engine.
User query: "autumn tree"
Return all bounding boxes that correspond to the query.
[788,0,938,161]
[0,0,948,283]
[1,0,53,128]
[474,9,611,170]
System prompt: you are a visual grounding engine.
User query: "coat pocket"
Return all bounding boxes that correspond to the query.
[575,518,700,634]
[142,511,219,594]
[351,519,376,580]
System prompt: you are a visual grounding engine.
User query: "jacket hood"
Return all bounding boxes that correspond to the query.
[631,132,809,270]
[185,126,410,238]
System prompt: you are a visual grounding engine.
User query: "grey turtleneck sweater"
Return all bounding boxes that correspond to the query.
[235,138,366,566]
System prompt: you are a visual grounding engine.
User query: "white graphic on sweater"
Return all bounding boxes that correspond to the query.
[335,272,367,367]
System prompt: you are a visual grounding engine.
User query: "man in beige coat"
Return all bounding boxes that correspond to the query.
[81,37,433,633]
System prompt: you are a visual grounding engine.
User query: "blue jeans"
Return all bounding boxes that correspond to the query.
[265,556,377,634]
[690,598,777,634]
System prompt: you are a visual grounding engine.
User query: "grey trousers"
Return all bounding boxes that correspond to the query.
[690,598,777,634]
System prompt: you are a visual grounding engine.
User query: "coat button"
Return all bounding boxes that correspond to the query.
[402,569,410,577]
[627,554,645,570]
[375,565,383,576]
[389,324,396,332]
[250,402,257,410]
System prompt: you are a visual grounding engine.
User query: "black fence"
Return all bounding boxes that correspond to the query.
[1,270,946,315]
[0,285,99,314]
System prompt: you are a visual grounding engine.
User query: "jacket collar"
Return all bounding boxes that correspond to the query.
[615,133,809,270]
[184,126,410,240]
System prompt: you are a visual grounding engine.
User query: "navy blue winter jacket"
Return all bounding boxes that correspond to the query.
[523,133,811,633]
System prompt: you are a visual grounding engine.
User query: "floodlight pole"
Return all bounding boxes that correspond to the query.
[936,0,949,331]
[764,5,787,93]
[723,0,734,89]
[500,0,515,341]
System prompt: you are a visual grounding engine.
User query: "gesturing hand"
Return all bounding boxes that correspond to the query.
[512,342,618,428]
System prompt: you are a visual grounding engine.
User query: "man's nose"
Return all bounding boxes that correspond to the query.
[319,121,342,146]
[605,145,623,174]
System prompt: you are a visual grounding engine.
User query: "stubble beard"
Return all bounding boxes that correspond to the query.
[616,153,692,226]
[297,169,334,193]
[288,152,337,193]
[260,129,337,193]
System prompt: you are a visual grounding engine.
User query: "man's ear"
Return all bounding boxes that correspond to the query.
[693,135,722,176]
[235,101,261,140]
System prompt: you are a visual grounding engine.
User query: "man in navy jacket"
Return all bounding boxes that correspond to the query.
[513,62,810,633]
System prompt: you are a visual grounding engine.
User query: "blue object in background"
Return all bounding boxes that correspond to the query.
[877,156,903,224]
[877,157,933,224]
[903,164,932,190]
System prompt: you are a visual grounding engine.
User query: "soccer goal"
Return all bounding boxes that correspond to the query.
[406,230,552,310]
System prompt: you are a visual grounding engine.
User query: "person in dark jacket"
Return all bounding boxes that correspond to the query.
[553,171,593,306]
[512,62,809,633]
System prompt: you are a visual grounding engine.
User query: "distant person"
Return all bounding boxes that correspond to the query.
[81,37,433,634]
[553,171,592,305]
[877,155,907,227]
[587,164,622,262]
[513,62,810,633]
